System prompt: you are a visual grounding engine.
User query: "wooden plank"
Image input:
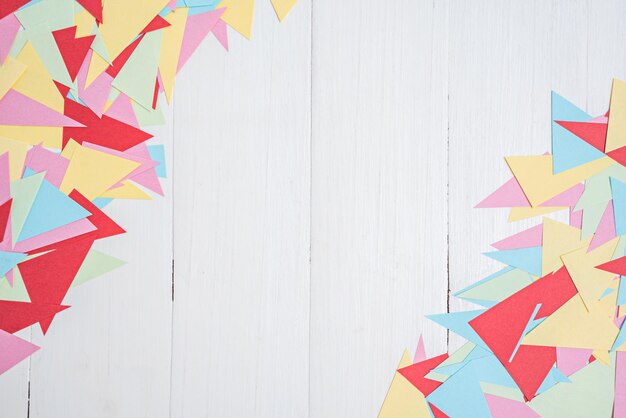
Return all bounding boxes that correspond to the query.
[310,1,449,416]
[446,0,621,352]
[169,2,311,417]
[27,109,174,417]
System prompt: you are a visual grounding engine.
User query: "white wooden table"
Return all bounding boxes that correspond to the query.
[2,1,626,417]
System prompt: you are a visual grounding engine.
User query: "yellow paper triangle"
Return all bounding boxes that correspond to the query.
[97,0,170,61]
[0,126,62,149]
[0,57,26,100]
[74,8,96,38]
[14,42,64,113]
[271,0,297,21]
[0,137,28,180]
[606,79,626,152]
[541,218,590,275]
[159,8,188,103]
[85,51,110,88]
[505,155,614,207]
[524,292,619,350]
[591,350,611,365]
[378,350,431,418]
[217,0,255,39]
[100,180,151,200]
[561,238,618,310]
[508,206,566,222]
[60,145,140,200]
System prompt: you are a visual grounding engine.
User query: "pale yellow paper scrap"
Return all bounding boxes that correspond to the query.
[0,126,62,149]
[561,238,619,311]
[378,350,431,418]
[85,49,110,88]
[217,0,255,39]
[85,0,169,85]
[541,218,590,276]
[0,137,28,180]
[13,42,64,112]
[74,8,95,38]
[0,57,26,99]
[523,293,619,351]
[508,206,566,222]
[159,8,188,103]
[505,155,614,207]
[271,0,297,21]
[606,79,626,152]
[100,180,151,200]
[60,145,140,200]
[60,139,80,159]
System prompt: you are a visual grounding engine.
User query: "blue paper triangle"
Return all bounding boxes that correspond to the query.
[427,310,489,350]
[17,179,91,242]
[551,92,601,174]
[0,251,26,277]
[484,247,542,277]
[427,361,492,418]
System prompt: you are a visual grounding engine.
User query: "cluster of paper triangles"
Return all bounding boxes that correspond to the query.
[380,80,626,417]
[0,0,296,376]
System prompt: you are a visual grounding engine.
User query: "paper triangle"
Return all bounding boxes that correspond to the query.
[17,179,91,242]
[541,218,588,275]
[606,79,626,153]
[0,329,39,375]
[556,120,607,152]
[271,0,297,21]
[378,351,432,418]
[485,246,542,277]
[76,0,103,23]
[0,299,69,334]
[475,177,530,208]
[216,0,254,39]
[52,26,95,82]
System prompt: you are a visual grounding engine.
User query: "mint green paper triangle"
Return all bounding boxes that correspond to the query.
[0,270,30,302]
[112,30,162,110]
[72,250,126,287]
[10,172,45,244]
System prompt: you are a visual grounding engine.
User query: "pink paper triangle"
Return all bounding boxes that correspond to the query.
[211,18,229,51]
[177,8,225,72]
[0,14,20,64]
[0,90,83,127]
[539,183,584,207]
[491,224,543,251]
[616,352,626,418]
[556,347,592,376]
[0,329,39,375]
[25,145,69,188]
[475,177,530,208]
[105,93,139,128]
[413,334,426,363]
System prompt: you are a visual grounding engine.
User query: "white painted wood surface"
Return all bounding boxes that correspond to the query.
[2,1,626,417]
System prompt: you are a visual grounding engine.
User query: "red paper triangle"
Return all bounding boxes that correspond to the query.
[106,35,144,78]
[0,198,12,243]
[469,267,578,401]
[397,353,448,397]
[53,80,70,97]
[607,145,626,167]
[141,15,171,34]
[52,26,95,82]
[76,0,103,23]
[19,233,96,332]
[555,120,607,152]
[0,1,29,20]
[69,189,125,239]
[0,300,69,334]
[429,403,449,418]
[596,256,626,276]
[63,98,153,151]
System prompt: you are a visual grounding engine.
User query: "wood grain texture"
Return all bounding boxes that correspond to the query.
[170,2,311,417]
[310,1,448,417]
[1,1,624,417]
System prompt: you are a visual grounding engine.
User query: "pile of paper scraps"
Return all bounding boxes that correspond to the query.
[0,0,297,376]
[380,80,626,418]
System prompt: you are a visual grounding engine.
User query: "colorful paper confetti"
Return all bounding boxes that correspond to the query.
[0,0,296,375]
[380,81,626,417]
